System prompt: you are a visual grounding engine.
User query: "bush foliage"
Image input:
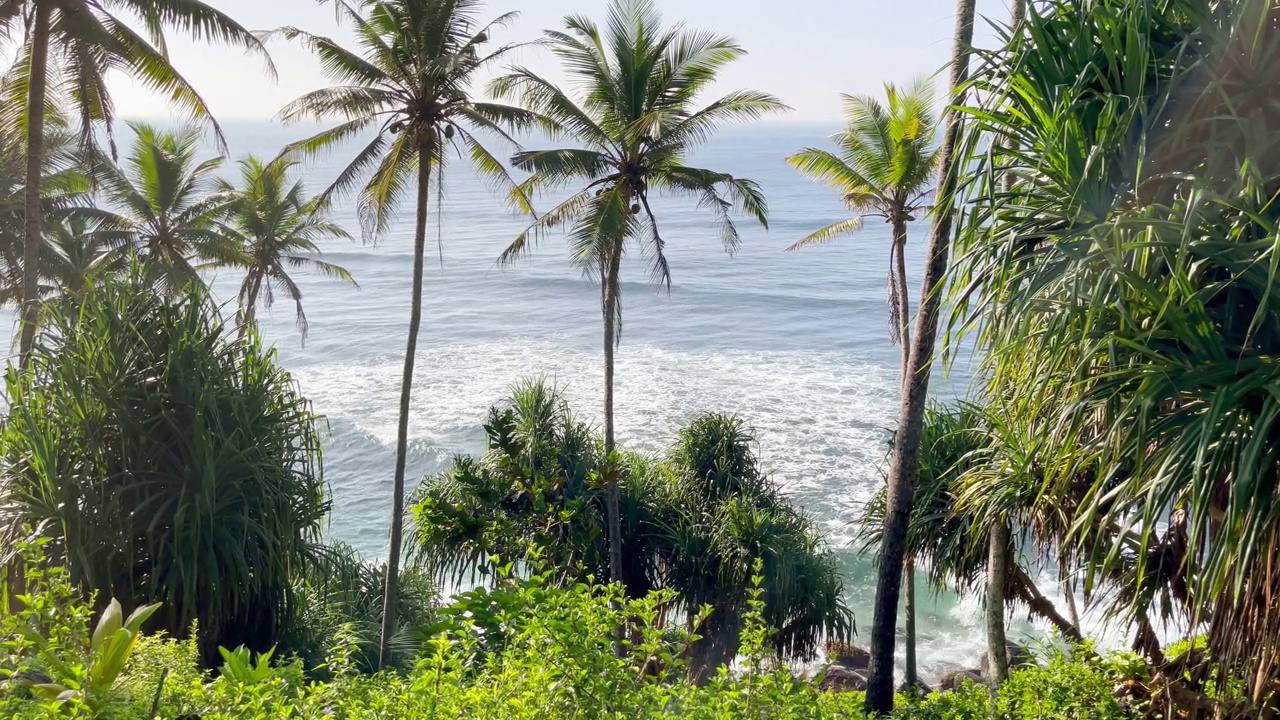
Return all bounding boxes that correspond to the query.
[1,547,1142,720]
[0,271,327,664]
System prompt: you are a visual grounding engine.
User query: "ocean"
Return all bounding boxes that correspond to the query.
[5,119,1076,679]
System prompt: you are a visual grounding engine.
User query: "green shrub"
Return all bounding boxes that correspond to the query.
[285,542,437,676]
[0,269,327,665]
[1,549,1162,720]
[413,380,853,681]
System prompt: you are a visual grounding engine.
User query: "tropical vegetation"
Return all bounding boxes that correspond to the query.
[273,0,544,665]
[207,156,357,339]
[493,0,783,592]
[0,0,1277,717]
[412,381,853,680]
[0,0,268,365]
[1,541,1149,719]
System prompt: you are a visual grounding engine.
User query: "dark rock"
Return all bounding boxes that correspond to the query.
[898,680,934,695]
[979,641,1036,671]
[818,665,868,693]
[937,668,986,692]
[823,641,871,671]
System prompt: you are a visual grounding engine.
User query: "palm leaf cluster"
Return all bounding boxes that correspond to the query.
[0,123,356,338]
[0,122,99,305]
[787,80,938,347]
[0,269,327,665]
[494,0,781,284]
[209,157,357,338]
[860,403,1082,639]
[946,0,1280,708]
[0,0,267,149]
[412,380,853,677]
[276,0,540,239]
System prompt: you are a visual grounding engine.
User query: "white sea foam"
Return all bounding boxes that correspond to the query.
[293,334,900,544]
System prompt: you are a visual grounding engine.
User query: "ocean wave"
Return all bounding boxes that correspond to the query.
[291,334,901,547]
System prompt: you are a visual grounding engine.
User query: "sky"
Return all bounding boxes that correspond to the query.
[110,0,1014,124]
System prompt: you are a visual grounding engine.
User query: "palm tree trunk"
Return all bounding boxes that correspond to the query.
[892,221,911,361]
[1009,564,1082,641]
[18,2,52,368]
[865,0,976,714]
[985,3,1025,690]
[987,520,1011,687]
[602,245,625,655]
[893,219,917,693]
[1062,573,1081,631]
[239,274,261,337]
[904,558,918,691]
[379,134,433,670]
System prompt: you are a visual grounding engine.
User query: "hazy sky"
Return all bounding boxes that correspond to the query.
[111,0,1013,123]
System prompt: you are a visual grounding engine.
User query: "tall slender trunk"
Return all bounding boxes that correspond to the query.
[904,558,918,691]
[985,1,1025,692]
[865,1,976,714]
[18,3,52,367]
[893,219,917,692]
[239,273,261,337]
[986,520,1011,687]
[1062,573,1081,631]
[379,135,433,670]
[892,220,911,360]
[602,245,624,654]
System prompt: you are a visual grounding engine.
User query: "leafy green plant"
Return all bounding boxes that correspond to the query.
[0,267,327,665]
[0,551,1163,720]
[217,645,276,685]
[5,584,159,718]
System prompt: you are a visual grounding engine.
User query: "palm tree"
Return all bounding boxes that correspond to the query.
[865,0,976,713]
[0,117,97,310]
[787,81,938,359]
[0,0,268,367]
[91,123,232,293]
[788,80,938,691]
[274,0,543,669]
[39,215,127,299]
[493,0,784,591]
[207,156,357,341]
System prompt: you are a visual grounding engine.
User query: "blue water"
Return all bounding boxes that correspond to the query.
[8,120,1074,678]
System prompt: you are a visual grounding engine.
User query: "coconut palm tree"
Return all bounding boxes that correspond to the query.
[39,215,127,299]
[206,156,357,341]
[0,0,268,366]
[0,119,96,310]
[865,0,976,712]
[273,0,544,669]
[788,79,938,691]
[90,123,232,293]
[493,0,784,590]
[787,81,938,359]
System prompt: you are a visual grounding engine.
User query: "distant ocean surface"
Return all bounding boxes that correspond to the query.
[5,120,1098,678]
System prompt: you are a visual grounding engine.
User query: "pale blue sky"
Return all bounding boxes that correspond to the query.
[112,0,1012,123]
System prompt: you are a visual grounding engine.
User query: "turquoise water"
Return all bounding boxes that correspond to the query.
[7,120,1091,678]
